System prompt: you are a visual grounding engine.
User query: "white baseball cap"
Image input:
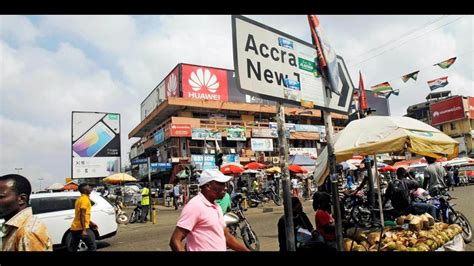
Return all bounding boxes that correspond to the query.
[198,169,232,186]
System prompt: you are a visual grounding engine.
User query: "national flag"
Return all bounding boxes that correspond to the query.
[308,15,340,95]
[358,71,368,111]
[385,89,400,99]
[401,71,419,82]
[427,76,449,91]
[370,82,393,93]
[434,57,456,69]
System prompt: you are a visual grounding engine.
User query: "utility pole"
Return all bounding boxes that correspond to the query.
[322,106,344,251]
[276,102,295,251]
[14,167,22,174]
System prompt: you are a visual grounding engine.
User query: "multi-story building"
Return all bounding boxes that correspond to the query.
[406,91,474,157]
[128,63,349,189]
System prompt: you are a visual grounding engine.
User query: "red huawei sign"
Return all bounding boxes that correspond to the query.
[430,96,465,126]
[181,65,228,101]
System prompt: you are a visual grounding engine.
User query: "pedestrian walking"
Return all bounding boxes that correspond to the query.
[69,183,98,251]
[169,169,250,251]
[173,183,181,210]
[0,174,52,251]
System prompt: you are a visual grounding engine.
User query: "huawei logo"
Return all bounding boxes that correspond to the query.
[433,111,439,117]
[188,68,219,93]
[167,73,177,96]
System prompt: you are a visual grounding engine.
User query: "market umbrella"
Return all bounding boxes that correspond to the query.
[63,182,78,191]
[266,166,281,174]
[220,163,245,174]
[244,162,267,169]
[288,164,308,174]
[314,116,459,185]
[103,173,137,185]
[379,165,397,173]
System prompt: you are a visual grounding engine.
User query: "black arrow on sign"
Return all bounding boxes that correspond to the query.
[337,61,349,107]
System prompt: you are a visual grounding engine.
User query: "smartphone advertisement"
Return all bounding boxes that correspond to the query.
[72,112,121,179]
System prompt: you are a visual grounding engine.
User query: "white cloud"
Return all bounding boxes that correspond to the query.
[38,15,137,55]
[0,16,41,44]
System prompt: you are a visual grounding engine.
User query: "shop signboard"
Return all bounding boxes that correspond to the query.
[252,128,278,138]
[154,128,165,145]
[191,128,222,140]
[430,96,465,126]
[226,128,246,141]
[251,138,274,151]
[170,124,192,137]
[182,64,229,101]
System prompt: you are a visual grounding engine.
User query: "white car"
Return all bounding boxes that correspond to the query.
[30,191,118,251]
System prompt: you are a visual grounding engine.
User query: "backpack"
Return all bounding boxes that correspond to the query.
[390,179,410,210]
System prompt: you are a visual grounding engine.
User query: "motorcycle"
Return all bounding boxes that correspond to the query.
[225,193,260,251]
[114,200,129,224]
[261,186,282,206]
[417,187,472,243]
[128,204,143,224]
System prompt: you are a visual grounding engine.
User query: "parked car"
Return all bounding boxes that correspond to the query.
[30,191,118,251]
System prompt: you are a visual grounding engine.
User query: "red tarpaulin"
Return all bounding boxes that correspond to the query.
[245,162,266,169]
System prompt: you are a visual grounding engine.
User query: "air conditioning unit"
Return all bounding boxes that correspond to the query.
[272,157,280,164]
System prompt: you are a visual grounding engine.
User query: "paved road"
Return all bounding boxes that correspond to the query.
[99,185,474,251]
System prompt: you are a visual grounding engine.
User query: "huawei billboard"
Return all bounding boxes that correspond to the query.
[430,96,465,126]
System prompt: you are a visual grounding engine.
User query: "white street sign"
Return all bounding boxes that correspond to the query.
[232,15,354,115]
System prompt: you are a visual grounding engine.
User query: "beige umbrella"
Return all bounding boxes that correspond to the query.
[314,116,459,185]
[313,116,459,227]
[103,173,137,185]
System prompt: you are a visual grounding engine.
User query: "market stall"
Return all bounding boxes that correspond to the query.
[343,214,465,251]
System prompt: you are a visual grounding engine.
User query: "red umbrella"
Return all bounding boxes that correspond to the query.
[220,163,245,174]
[63,183,78,191]
[379,165,397,173]
[244,162,266,169]
[288,164,308,174]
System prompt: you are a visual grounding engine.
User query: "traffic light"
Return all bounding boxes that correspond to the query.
[215,153,224,169]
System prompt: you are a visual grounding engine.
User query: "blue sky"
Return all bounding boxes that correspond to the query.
[1,15,472,190]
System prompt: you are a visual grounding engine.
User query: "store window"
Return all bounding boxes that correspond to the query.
[450,122,456,130]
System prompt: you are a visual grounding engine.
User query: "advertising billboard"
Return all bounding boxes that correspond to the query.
[165,65,180,98]
[170,124,192,137]
[141,87,159,121]
[226,128,246,141]
[191,154,217,170]
[251,138,274,151]
[289,148,318,158]
[430,96,465,126]
[232,15,354,114]
[72,112,121,179]
[181,64,229,101]
[469,97,474,118]
[252,128,278,138]
[154,128,165,145]
[191,128,222,140]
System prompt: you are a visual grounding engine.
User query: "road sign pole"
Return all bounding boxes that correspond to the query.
[277,102,295,251]
[322,107,344,251]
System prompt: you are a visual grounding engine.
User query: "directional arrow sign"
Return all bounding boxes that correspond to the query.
[232,15,354,115]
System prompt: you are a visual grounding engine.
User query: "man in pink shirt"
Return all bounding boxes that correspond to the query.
[169,169,250,251]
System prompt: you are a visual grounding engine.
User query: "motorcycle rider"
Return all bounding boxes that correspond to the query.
[384,167,437,219]
[423,156,447,196]
[277,197,314,251]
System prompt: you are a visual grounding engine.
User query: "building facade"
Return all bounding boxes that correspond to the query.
[128,63,349,188]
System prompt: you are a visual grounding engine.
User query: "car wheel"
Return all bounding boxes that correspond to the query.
[64,231,89,252]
